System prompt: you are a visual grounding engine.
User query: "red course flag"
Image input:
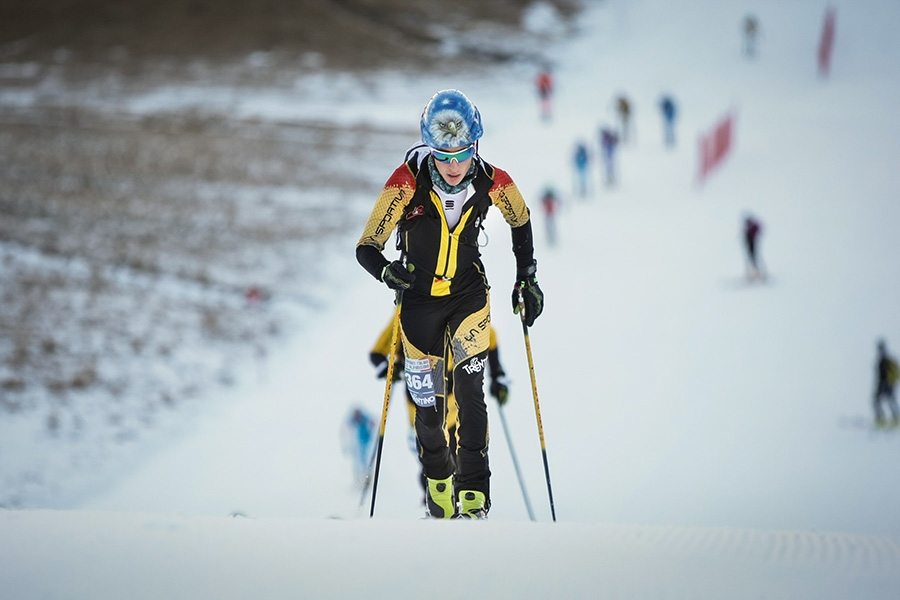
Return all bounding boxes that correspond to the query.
[698,112,735,183]
[818,7,837,78]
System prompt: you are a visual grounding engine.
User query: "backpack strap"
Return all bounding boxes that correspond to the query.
[394,146,431,251]
[471,158,496,241]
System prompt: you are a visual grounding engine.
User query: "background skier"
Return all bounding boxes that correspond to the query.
[573,141,590,197]
[615,95,632,142]
[743,13,760,58]
[599,126,619,186]
[341,407,376,485]
[873,339,900,427]
[541,186,561,247]
[536,67,554,121]
[743,213,765,281]
[659,95,677,147]
[356,89,544,519]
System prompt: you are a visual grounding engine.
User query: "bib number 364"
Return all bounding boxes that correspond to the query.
[405,357,436,407]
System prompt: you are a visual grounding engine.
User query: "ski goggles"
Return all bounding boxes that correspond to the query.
[430,144,476,164]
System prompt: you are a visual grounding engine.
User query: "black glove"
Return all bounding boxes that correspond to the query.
[370,352,389,379]
[490,376,510,406]
[381,260,415,291]
[370,352,404,381]
[512,261,543,327]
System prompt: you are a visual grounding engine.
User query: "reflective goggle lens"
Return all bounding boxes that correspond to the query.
[431,144,476,164]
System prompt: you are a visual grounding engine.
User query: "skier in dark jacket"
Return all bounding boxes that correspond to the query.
[599,126,619,186]
[356,89,543,519]
[743,214,765,281]
[874,339,900,426]
[743,14,760,58]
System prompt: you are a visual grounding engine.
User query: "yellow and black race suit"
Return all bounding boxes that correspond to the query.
[369,316,506,432]
[356,148,534,297]
[356,148,534,503]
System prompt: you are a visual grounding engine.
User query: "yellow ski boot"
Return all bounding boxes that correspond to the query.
[425,476,456,519]
[456,490,488,519]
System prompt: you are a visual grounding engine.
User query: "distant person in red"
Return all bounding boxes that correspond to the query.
[743,213,765,281]
[540,187,561,246]
[536,68,554,121]
[818,7,836,78]
[245,286,263,305]
[245,286,268,380]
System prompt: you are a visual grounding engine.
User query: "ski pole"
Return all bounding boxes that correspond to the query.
[497,402,535,521]
[518,298,557,522]
[369,290,403,518]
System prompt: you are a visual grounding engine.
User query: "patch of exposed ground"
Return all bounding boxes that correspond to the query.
[0,0,582,507]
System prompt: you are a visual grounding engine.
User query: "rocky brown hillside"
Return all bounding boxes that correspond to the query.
[1,0,580,73]
[0,0,582,507]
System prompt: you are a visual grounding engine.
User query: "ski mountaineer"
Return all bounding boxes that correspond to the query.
[535,67,554,121]
[573,141,590,198]
[659,95,677,148]
[369,315,511,497]
[540,186,561,247]
[743,213,765,281]
[873,339,900,427]
[615,94,632,143]
[341,407,376,485]
[599,126,619,186]
[356,89,544,519]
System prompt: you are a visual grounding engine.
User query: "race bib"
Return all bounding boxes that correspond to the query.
[405,357,436,408]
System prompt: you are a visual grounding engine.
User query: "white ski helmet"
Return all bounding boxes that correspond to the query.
[420,89,484,150]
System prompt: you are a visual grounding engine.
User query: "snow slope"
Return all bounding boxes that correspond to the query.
[4,0,900,597]
[3,510,899,599]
